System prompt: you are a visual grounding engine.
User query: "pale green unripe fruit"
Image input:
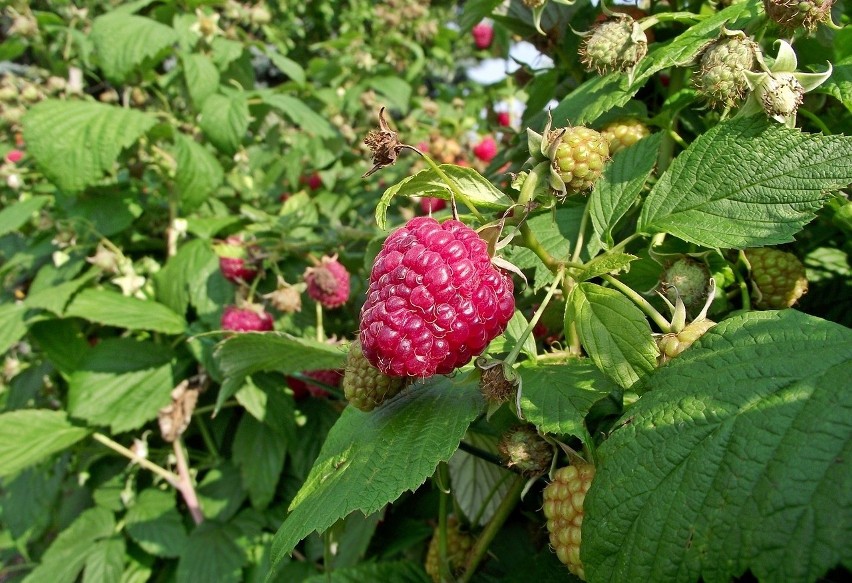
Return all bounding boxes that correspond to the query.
[696,36,757,108]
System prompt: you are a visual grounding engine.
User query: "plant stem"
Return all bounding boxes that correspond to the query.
[517,162,548,208]
[92,432,179,486]
[437,462,452,583]
[570,202,590,264]
[608,232,641,255]
[460,475,525,583]
[195,415,220,461]
[564,278,582,356]
[601,274,672,333]
[173,439,204,525]
[505,268,565,367]
[316,301,325,343]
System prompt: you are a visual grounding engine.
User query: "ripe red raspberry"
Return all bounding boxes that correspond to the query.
[304,255,351,309]
[472,136,498,163]
[216,236,259,283]
[287,369,342,399]
[221,305,274,332]
[301,172,322,190]
[420,197,447,214]
[5,150,23,164]
[543,463,596,580]
[472,22,494,50]
[496,111,511,127]
[359,217,515,377]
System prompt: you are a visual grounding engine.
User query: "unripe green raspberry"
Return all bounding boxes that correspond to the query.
[543,463,596,580]
[580,15,647,74]
[657,318,716,364]
[498,426,552,476]
[600,118,650,154]
[696,35,757,109]
[745,248,808,309]
[551,126,609,196]
[662,258,711,314]
[424,517,474,582]
[343,339,407,412]
[763,0,834,31]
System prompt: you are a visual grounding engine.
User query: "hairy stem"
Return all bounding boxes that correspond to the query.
[173,439,204,525]
[92,432,179,485]
[602,274,671,333]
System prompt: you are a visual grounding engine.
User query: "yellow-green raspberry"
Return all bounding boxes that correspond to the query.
[601,118,650,154]
[543,463,596,580]
[746,248,809,309]
[343,339,407,412]
[657,318,716,364]
[551,126,609,195]
[424,517,474,582]
[763,0,834,31]
[696,35,757,109]
[580,15,647,74]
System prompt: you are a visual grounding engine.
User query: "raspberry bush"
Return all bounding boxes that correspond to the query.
[1,1,850,582]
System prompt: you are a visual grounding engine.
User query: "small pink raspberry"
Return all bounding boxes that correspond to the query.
[221,305,274,332]
[287,369,342,399]
[359,217,515,377]
[5,150,23,164]
[472,136,498,163]
[420,197,447,214]
[472,22,494,50]
[496,111,511,127]
[304,255,351,309]
[215,236,260,283]
[543,463,596,580]
[301,172,322,190]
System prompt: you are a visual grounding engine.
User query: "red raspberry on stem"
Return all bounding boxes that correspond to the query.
[5,150,23,164]
[221,304,274,332]
[216,236,259,283]
[305,255,351,309]
[472,22,494,50]
[359,217,515,377]
[473,136,498,163]
[496,111,511,127]
[288,369,342,399]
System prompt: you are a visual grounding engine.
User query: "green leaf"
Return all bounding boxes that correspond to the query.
[584,310,852,583]
[302,561,431,583]
[541,1,760,126]
[376,165,514,230]
[270,375,483,565]
[23,507,115,583]
[259,93,336,137]
[170,133,224,210]
[182,53,220,109]
[0,410,89,478]
[505,205,584,292]
[65,288,187,334]
[572,253,638,283]
[196,463,246,522]
[518,359,618,437]
[68,338,175,433]
[214,332,346,413]
[1,461,64,543]
[590,133,661,248]
[569,283,658,389]
[176,521,246,583]
[487,310,538,361]
[23,100,156,193]
[25,270,100,315]
[638,118,852,248]
[83,536,125,583]
[125,489,189,558]
[0,302,28,355]
[266,51,306,85]
[460,0,504,31]
[233,413,287,510]
[153,239,216,316]
[200,92,250,154]
[365,76,412,113]
[448,432,514,527]
[91,12,177,84]
[0,195,50,237]
[817,56,852,113]
[28,320,89,376]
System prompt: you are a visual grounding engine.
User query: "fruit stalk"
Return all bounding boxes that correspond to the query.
[506,267,565,367]
[601,274,672,332]
[173,438,204,525]
[459,475,526,583]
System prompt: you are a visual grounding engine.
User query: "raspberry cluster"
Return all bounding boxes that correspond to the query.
[600,118,650,154]
[343,340,407,411]
[359,217,514,377]
[696,35,757,109]
[543,463,596,580]
[424,517,474,583]
[764,0,834,31]
[580,15,647,74]
[746,247,808,309]
[551,126,610,195]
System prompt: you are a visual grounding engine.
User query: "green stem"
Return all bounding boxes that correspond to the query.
[416,149,486,223]
[437,462,452,583]
[608,233,641,255]
[316,301,325,343]
[570,202,590,264]
[459,475,525,583]
[601,274,672,333]
[195,415,220,461]
[640,12,705,30]
[92,432,179,486]
[736,250,752,311]
[517,162,548,208]
[798,108,832,135]
[505,268,565,366]
[519,222,560,271]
